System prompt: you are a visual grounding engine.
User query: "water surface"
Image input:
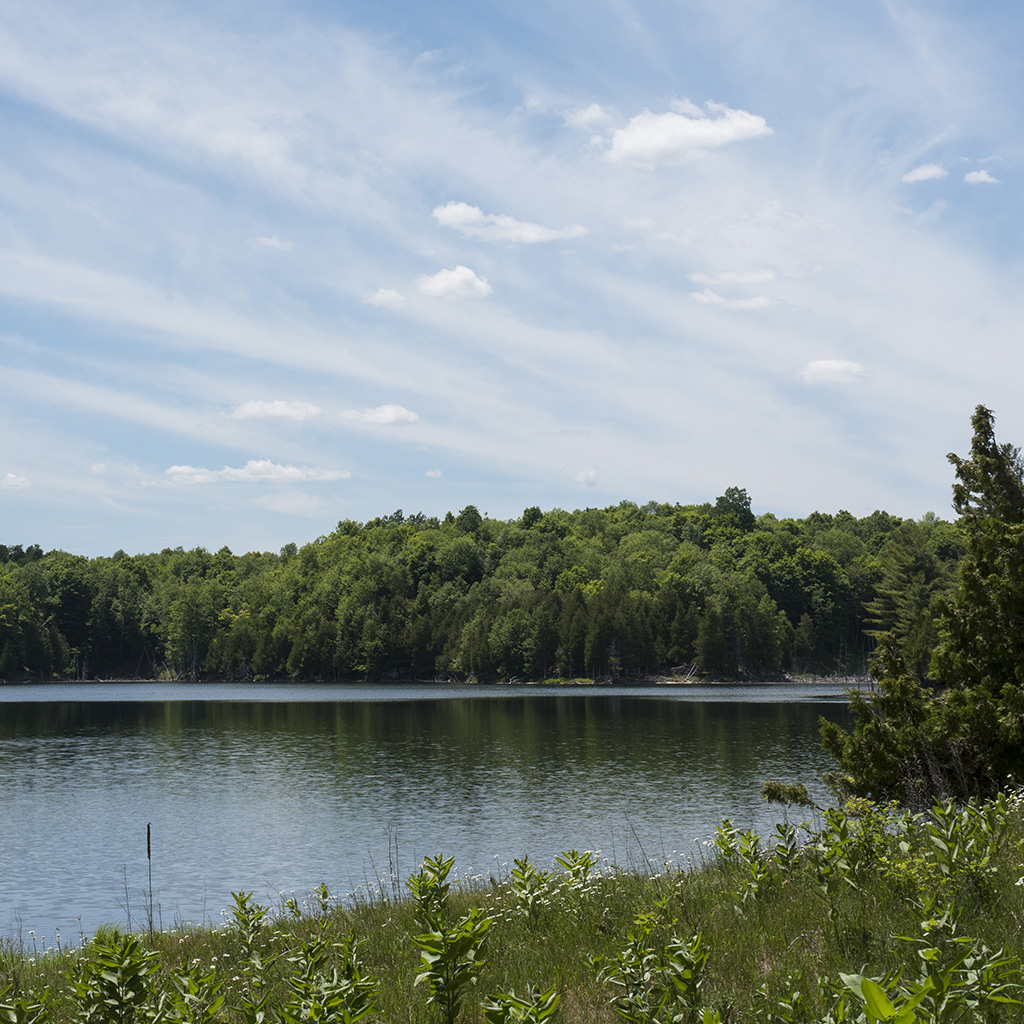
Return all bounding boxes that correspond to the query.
[0,682,854,945]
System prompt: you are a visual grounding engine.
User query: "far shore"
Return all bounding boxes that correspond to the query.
[1,673,872,688]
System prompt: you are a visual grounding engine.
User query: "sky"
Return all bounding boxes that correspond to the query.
[1,0,1023,556]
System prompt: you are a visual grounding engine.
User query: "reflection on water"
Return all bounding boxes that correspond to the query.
[0,687,851,944]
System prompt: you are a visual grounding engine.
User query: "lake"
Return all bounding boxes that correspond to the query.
[0,681,856,947]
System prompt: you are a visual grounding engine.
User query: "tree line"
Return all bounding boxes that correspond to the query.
[0,488,964,683]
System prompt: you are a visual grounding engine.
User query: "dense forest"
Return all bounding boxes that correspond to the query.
[0,488,964,683]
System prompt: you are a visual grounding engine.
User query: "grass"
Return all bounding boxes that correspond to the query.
[4,795,1024,1022]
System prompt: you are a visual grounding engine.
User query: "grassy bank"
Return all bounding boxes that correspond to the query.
[4,794,1024,1023]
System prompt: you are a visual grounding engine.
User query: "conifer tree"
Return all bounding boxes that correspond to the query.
[824,406,1024,802]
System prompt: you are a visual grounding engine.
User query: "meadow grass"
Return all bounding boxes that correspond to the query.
[4,795,1024,1022]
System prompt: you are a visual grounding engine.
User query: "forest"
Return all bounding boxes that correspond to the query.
[0,487,964,684]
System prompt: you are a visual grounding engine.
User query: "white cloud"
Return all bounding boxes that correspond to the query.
[573,468,597,487]
[251,235,294,250]
[608,102,772,162]
[90,463,107,474]
[691,289,771,310]
[254,491,327,517]
[365,288,406,308]
[426,468,443,479]
[339,404,418,424]
[230,400,321,420]
[165,459,349,484]
[564,103,611,128]
[689,270,775,285]
[432,201,586,243]
[965,169,999,184]
[902,163,947,183]
[417,265,492,299]
[799,360,866,385]
[1,473,30,489]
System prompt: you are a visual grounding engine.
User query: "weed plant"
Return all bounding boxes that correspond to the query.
[5,793,1024,1022]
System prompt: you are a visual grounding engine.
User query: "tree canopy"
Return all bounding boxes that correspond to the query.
[0,492,962,687]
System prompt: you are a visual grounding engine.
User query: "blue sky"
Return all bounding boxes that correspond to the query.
[1,0,1023,556]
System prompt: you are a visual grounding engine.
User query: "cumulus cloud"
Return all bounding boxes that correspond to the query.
[417,265,492,299]
[432,201,586,243]
[251,235,294,250]
[426,468,443,479]
[965,169,999,184]
[691,289,770,310]
[230,400,321,420]
[608,101,772,162]
[255,491,327,517]
[165,459,349,484]
[365,288,406,308]
[689,270,775,285]
[338,404,418,424]
[1,472,29,489]
[902,163,947,183]
[799,359,866,385]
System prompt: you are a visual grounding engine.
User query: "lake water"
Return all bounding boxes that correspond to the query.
[0,681,856,947]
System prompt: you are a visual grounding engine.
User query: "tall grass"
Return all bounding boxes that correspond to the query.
[4,794,1024,1022]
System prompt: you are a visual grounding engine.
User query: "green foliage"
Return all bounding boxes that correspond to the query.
[592,916,710,1024]
[0,985,49,1024]
[407,854,454,927]
[863,521,953,682]
[0,488,953,683]
[712,819,738,862]
[761,780,817,810]
[281,930,377,1024]
[510,857,554,922]
[8,796,1024,1024]
[230,891,276,1024]
[823,406,1024,802]
[413,906,492,1024]
[165,963,225,1024]
[481,983,560,1024]
[67,935,160,1024]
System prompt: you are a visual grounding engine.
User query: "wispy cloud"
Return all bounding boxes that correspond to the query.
[1,0,1024,554]
[365,288,406,308]
[417,265,492,298]
[564,103,611,128]
[433,202,586,243]
[799,360,866,385]
[338,404,418,425]
[608,101,772,162]
[251,236,294,251]
[1,473,30,490]
[165,460,349,484]
[230,400,321,420]
[688,270,775,285]
[903,163,947,183]
[691,290,771,310]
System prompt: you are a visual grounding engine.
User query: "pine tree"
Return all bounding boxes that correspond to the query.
[823,406,1024,802]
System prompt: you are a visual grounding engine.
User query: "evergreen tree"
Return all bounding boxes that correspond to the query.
[823,406,1024,802]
